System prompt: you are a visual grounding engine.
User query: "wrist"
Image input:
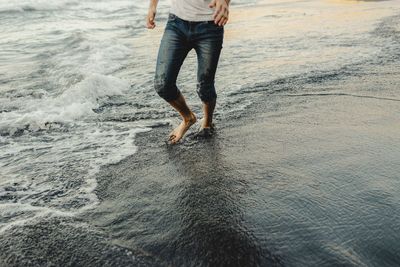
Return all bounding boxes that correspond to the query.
[217,0,229,5]
[149,1,157,11]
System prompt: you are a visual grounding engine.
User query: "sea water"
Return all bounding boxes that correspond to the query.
[0,0,399,263]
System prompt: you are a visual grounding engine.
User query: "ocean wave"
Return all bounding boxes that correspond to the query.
[0,0,79,13]
[0,124,150,233]
[0,74,130,136]
[226,68,355,98]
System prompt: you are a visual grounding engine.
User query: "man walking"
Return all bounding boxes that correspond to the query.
[147,0,230,144]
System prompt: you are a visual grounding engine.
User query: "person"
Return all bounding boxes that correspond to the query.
[147,0,230,144]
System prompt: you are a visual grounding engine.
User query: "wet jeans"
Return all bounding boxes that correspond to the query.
[154,13,224,102]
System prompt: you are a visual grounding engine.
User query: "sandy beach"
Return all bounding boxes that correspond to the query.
[87,57,400,266]
[1,0,400,266]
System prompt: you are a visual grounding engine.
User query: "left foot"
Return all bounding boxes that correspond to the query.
[195,119,215,138]
[200,118,215,131]
[195,127,213,138]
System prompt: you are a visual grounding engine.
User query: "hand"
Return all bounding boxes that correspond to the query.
[208,0,229,26]
[146,7,157,29]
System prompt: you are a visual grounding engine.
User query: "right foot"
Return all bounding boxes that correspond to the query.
[168,113,197,144]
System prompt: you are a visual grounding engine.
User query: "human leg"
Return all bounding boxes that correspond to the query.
[154,18,190,101]
[167,93,197,143]
[193,23,223,129]
[154,16,196,143]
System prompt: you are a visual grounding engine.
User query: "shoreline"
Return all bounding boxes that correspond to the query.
[1,1,400,266]
[88,52,400,266]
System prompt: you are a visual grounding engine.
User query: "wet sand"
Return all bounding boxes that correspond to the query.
[1,0,400,266]
[87,58,400,266]
[3,63,399,266]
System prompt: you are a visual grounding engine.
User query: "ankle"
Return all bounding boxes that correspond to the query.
[201,119,213,128]
[183,112,196,123]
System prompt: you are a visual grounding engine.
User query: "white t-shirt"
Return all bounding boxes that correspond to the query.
[170,0,214,22]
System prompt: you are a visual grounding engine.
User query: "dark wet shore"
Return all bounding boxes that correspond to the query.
[1,3,400,266]
[90,58,400,266]
[2,56,400,267]
[2,52,400,267]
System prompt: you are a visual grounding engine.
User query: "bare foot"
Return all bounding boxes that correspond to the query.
[195,120,215,139]
[168,113,197,144]
[200,118,215,131]
[201,120,214,130]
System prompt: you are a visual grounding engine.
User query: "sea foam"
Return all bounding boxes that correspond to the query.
[0,73,130,136]
[0,0,78,13]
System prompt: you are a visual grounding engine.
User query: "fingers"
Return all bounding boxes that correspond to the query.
[219,16,228,26]
[147,16,155,29]
[212,0,229,26]
[214,10,228,26]
[147,19,155,29]
[208,0,216,8]
[146,10,156,29]
[214,11,226,26]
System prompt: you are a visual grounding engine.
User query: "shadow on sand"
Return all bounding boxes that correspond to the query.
[163,135,282,266]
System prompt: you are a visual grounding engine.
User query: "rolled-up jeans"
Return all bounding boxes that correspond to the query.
[154,13,224,102]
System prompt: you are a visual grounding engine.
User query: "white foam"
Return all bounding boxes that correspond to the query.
[0,125,150,233]
[0,6,150,231]
[0,0,79,13]
[83,44,132,75]
[0,73,130,135]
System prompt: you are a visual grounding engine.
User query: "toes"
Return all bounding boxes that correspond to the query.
[167,119,195,144]
[168,136,175,144]
[169,137,179,145]
[174,135,181,142]
[173,134,182,144]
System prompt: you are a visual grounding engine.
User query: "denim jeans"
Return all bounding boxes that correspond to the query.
[154,13,224,102]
